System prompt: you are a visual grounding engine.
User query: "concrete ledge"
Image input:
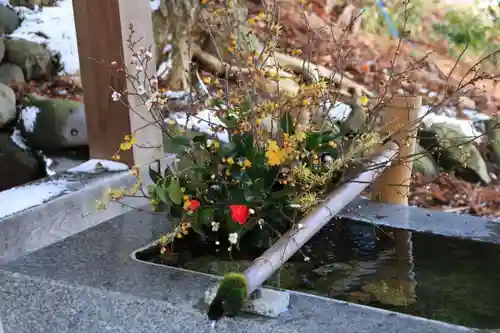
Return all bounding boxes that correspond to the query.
[204,284,290,318]
[338,197,500,245]
[0,157,173,264]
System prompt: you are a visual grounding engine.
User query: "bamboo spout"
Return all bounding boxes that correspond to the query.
[371,95,422,203]
[243,140,400,294]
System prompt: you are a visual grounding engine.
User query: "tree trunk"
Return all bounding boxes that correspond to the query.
[159,0,200,91]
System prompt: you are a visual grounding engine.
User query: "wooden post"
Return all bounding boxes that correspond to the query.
[73,0,163,167]
[368,94,422,307]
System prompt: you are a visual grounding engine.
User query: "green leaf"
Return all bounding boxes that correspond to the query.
[198,208,214,226]
[193,134,209,145]
[167,178,183,204]
[147,184,156,198]
[240,94,252,113]
[280,111,294,135]
[155,184,170,204]
[171,135,192,146]
[165,136,192,154]
[306,132,322,150]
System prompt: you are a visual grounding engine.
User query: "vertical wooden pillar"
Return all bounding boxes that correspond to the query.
[73,0,163,167]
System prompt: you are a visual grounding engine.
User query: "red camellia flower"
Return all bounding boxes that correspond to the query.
[229,205,250,225]
[186,199,200,211]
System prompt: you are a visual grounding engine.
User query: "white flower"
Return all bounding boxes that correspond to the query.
[136,64,144,72]
[304,256,310,262]
[215,241,220,245]
[324,155,334,163]
[228,232,238,244]
[145,50,153,60]
[297,223,305,230]
[249,209,255,215]
[111,91,121,101]
[289,204,301,209]
[211,221,220,232]
[137,86,146,95]
[258,218,264,229]
[206,139,213,147]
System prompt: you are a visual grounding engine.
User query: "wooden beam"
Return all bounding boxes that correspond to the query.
[73,0,163,167]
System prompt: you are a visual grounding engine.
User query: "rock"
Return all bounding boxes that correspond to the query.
[485,115,500,167]
[0,132,45,191]
[4,38,55,80]
[312,262,354,276]
[0,82,16,128]
[412,144,439,179]
[0,4,21,34]
[0,62,25,85]
[8,0,57,7]
[458,96,476,110]
[419,122,491,184]
[18,94,87,150]
[359,278,417,306]
[0,38,4,63]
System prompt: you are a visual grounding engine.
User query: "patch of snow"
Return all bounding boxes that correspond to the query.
[326,102,352,122]
[462,109,491,121]
[67,159,129,173]
[167,109,229,142]
[422,112,484,143]
[41,154,56,176]
[0,180,70,219]
[9,0,80,75]
[10,128,28,150]
[156,45,172,80]
[149,0,161,10]
[19,106,40,133]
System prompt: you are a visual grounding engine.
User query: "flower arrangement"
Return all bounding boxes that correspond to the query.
[145,93,381,254]
[100,23,382,256]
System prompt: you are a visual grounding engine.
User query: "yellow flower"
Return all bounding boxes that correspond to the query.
[95,200,106,212]
[119,134,136,151]
[266,140,287,166]
[360,95,369,106]
[248,17,256,25]
[257,12,266,20]
[295,131,307,142]
[227,157,234,165]
[242,159,252,168]
[328,140,337,148]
